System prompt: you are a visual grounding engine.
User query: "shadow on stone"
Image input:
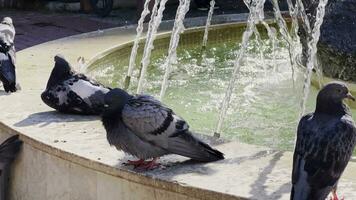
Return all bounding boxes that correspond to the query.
[13,111,99,127]
[222,150,279,165]
[0,90,11,96]
[249,151,290,199]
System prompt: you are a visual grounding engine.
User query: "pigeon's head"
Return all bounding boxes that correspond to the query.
[46,55,74,89]
[317,82,355,104]
[1,17,13,25]
[103,88,131,115]
[0,33,12,53]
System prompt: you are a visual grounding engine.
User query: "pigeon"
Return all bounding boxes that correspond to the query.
[101,88,224,169]
[291,82,356,200]
[41,55,111,115]
[0,17,18,93]
[0,135,22,200]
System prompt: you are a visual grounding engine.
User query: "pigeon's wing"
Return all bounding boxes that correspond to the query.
[122,95,188,139]
[0,135,22,164]
[291,113,356,200]
[121,95,224,161]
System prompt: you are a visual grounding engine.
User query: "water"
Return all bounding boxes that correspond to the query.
[201,0,216,49]
[125,0,152,90]
[271,0,299,85]
[300,0,328,116]
[215,0,266,135]
[136,0,168,94]
[159,0,191,100]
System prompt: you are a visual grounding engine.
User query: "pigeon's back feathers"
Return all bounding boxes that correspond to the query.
[42,55,110,115]
[122,95,187,137]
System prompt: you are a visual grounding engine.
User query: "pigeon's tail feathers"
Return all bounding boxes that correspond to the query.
[291,186,332,200]
[167,130,224,162]
[0,135,22,163]
[290,185,310,200]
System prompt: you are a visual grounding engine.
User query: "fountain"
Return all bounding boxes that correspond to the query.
[87,0,339,151]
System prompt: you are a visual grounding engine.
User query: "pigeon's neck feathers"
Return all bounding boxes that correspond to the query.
[102,92,132,119]
[315,98,349,116]
[46,60,74,89]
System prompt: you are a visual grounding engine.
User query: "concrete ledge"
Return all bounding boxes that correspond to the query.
[1,14,356,200]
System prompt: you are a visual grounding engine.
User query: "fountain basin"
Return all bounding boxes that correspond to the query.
[2,14,356,200]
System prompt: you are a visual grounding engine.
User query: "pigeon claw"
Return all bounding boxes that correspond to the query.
[137,158,160,170]
[124,159,146,168]
[331,190,344,200]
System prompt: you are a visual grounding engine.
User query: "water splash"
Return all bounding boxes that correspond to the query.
[271,0,299,86]
[159,0,191,100]
[300,0,328,116]
[124,0,152,90]
[214,0,263,136]
[136,0,168,94]
[202,0,216,50]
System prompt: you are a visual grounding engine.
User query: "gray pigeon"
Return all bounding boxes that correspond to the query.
[101,88,224,169]
[41,55,110,115]
[0,135,22,200]
[0,17,18,93]
[291,82,356,200]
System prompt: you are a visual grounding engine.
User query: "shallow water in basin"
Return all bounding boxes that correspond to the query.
[90,39,356,152]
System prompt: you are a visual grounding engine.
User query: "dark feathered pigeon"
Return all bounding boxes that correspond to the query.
[0,17,18,93]
[0,135,22,200]
[101,88,224,169]
[41,55,110,115]
[291,82,356,200]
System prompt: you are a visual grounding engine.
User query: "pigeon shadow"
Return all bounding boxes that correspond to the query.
[115,150,280,183]
[14,111,99,128]
[114,154,220,179]
[221,149,279,165]
[249,151,291,199]
[0,90,11,96]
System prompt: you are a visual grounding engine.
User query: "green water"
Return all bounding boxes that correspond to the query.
[90,38,356,152]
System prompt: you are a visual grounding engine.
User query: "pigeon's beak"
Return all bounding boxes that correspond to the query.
[346,92,355,101]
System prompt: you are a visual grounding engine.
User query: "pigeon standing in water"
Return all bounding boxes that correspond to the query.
[41,55,110,115]
[0,17,18,93]
[101,88,224,169]
[0,135,22,200]
[291,82,356,200]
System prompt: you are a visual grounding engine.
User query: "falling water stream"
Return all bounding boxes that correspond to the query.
[136,0,169,94]
[159,0,191,100]
[300,0,328,116]
[124,0,152,90]
[214,0,262,135]
[201,0,216,50]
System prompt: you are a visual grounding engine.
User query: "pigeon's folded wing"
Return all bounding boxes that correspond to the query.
[121,95,188,146]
